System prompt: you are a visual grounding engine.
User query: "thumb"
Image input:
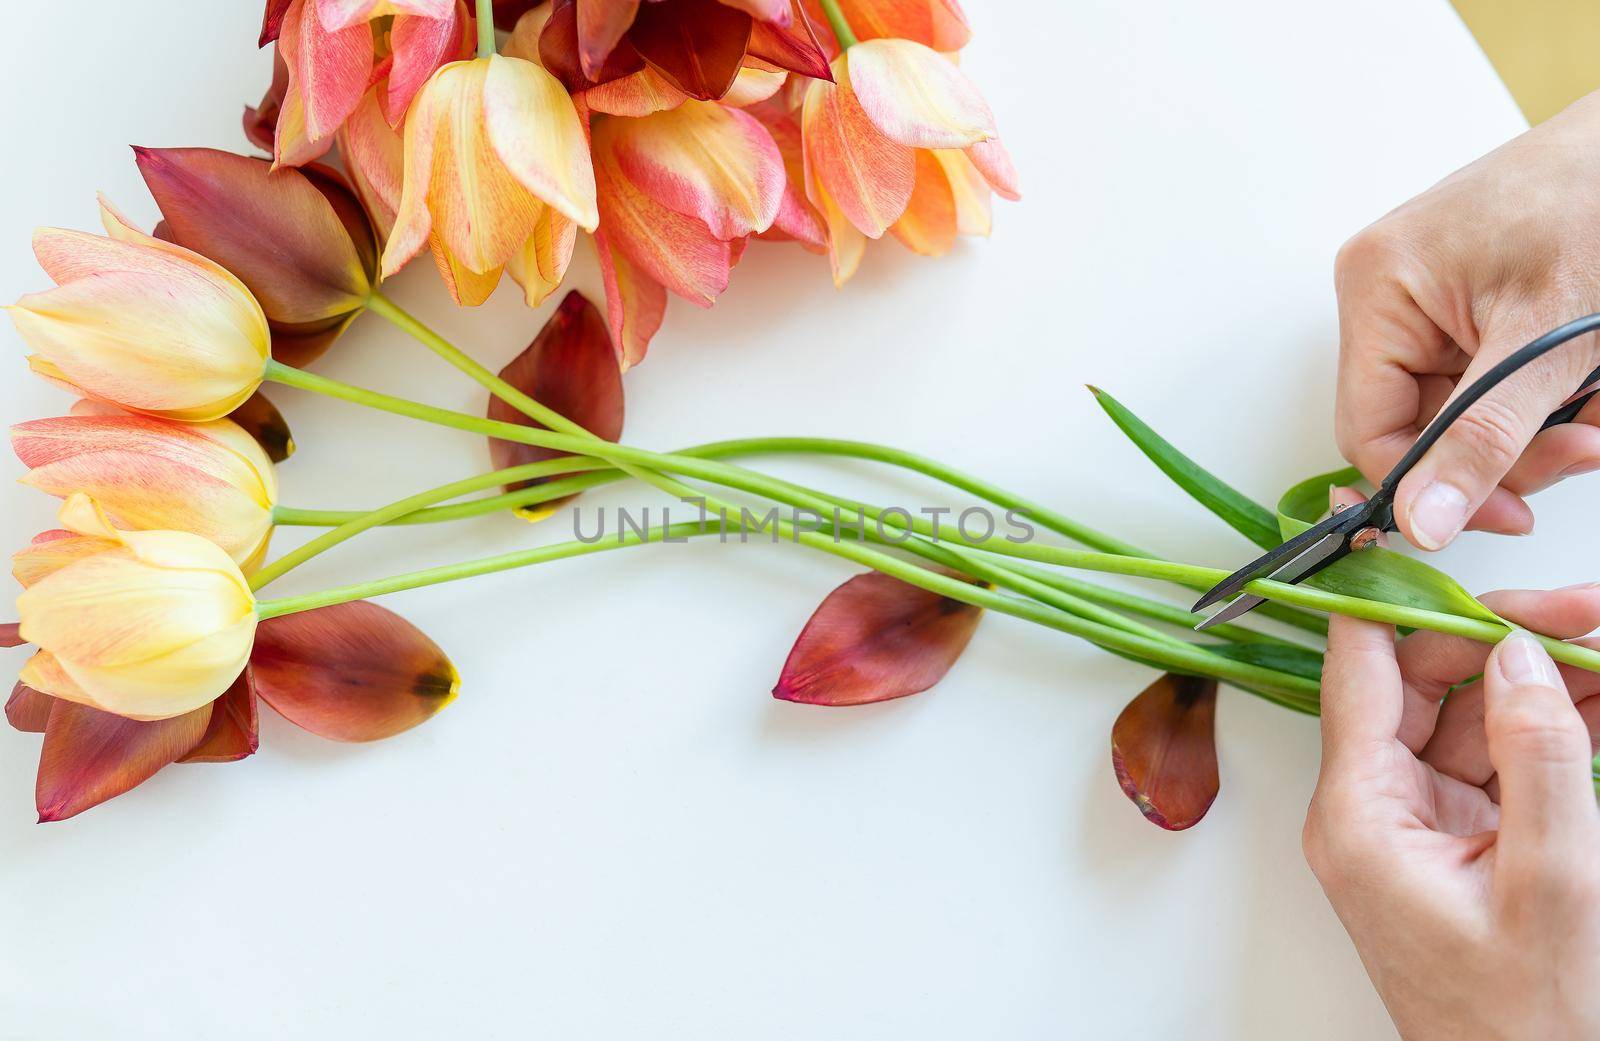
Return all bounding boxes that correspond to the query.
[1393,327,1595,550]
[1483,632,1599,871]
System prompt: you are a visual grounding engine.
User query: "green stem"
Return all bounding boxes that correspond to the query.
[475,0,496,58]
[815,0,858,48]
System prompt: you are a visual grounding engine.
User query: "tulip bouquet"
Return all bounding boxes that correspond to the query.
[6,0,1599,827]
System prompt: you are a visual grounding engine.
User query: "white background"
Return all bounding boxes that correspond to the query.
[0,2,1574,1038]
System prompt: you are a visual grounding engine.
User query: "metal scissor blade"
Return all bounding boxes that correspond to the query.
[1192,530,1348,631]
[1190,506,1357,614]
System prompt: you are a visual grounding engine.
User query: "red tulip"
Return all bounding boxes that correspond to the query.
[1110,673,1220,831]
[774,570,983,706]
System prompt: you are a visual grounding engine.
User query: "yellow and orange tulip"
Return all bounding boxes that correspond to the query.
[15,496,259,722]
[12,404,279,571]
[383,54,598,306]
[801,37,1017,284]
[8,199,271,422]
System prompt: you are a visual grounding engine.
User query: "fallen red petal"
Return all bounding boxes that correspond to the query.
[36,700,213,822]
[1110,673,1220,831]
[179,667,260,763]
[774,570,983,706]
[6,683,53,733]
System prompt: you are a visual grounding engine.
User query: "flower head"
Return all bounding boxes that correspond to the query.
[383,54,598,305]
[8,199,271,421]
[15,496,259,722]
[12,404,279,571]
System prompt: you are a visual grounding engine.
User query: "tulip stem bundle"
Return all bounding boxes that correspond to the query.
[253,324,1600,713]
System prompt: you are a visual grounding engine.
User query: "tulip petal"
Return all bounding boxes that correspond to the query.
[773,570,982,706]
[135,146,372,324]
[746,1,831,80]
[720,65,786,107]
[7,684,52,733]
[583,66,689,116]
[250,600,457,741]
[35,698,212,822]
[484,54,601,231]
[932,147,991,236]
[338,88,405,240]
[245,51,291,153]
[748,101,826,251]
[966,137,1019,200]
[1110,673,1220,831]
[608,101,785,240]
[13,531,118,589]
[386,6,468,122]
[227,391,296,463]
[890,148,957,256]
[538,0,646,92]
[316,0,456,31]
[428,238,506,306]
[592,120,735,305]
[505,206,577,307]
[629,0,751,101]
[262,0,295,45]
[594,227,668,368]
[575,0,640,78]
[800,62,913,239]
[178,666,259,763]
[805,0,970,52]
[487,291,623,517]
[846,38,994,149]
[276,0,373,168]
[719,0,790,24]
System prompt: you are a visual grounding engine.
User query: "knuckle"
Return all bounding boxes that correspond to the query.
[1447,396,1531,473]
[1492,709,1589,764]
[1335,225,1407,282]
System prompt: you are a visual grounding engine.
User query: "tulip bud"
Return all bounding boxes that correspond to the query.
[135,147,378,367]
[384,55,598,306]
[8,199,271,422]
[16,496,258,721]
[12,405,278,571]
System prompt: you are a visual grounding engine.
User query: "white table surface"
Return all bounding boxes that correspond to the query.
[0,2,1564,1037]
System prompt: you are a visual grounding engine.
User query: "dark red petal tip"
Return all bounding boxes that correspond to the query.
[1110,673,1220,831]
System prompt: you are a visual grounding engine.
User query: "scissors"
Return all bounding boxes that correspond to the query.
[1192,313,1600,631]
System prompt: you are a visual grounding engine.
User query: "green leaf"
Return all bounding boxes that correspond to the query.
[1276,468,1501,623]
[1203,641,1324,683]
[1089,387,1281,550]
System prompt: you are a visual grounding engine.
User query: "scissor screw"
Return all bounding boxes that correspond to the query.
[1350,527,1382,551]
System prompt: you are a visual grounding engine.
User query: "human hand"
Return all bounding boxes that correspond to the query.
[1304,577,1600,1040]
[1334,91,1600,551]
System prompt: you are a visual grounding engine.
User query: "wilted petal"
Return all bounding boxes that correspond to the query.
[338,88,405,240]
[178,666,259,763]
[135,146,374,325]
[847,38,994,149]
[36,698,212,822]
[245,51,290,153]
[1110,673,1220,831]
[488,291,623,517]
[228,390,296,463]
[263,0,296,44]
[608,101,784,239]
[629,0,751,100]
[594,227,668,368]
[801,60,913,239]
[386,5,469,122]
[719,0,789,23]
[593,120,735,305]
[575,0,640,78]
[774,570,982,706]
[7,684,52,733]
[251,600,458,741]
[891,148,957,255]
[317,0,456,31]
[746,1,831,80]
[538,0,646,92]
[966,136,1019,200]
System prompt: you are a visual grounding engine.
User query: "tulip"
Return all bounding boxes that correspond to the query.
[12,404,279,571]
[383,53,598,306]
[802,0,970,55]
[801,38,1017,284]
[337,87,406,240]
[15,495,259,722]
[136,147,379,367]
[1111,673,1220,830]
[590,99,786,363]
[266,0,468,168]
[532,0,830,101]
[773,569,983,705]
[8,199,270,422]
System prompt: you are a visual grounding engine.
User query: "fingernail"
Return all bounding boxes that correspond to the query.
[1497,631,1562,688]
[1408,481,1470,550]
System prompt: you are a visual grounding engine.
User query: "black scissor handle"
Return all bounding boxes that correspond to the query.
[1369,315,1600,532]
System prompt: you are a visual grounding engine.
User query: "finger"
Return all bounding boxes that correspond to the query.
[1320,613,1404,772]
[1482,632,1600,871]
[1501,421,1600,496]
[1398,586,1600,752]
[1417,374,1540,531]
[1393,321,1599,551]
[1424,635,1600,787]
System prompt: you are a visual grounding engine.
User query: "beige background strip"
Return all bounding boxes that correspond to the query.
[1453,0,1600,123]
